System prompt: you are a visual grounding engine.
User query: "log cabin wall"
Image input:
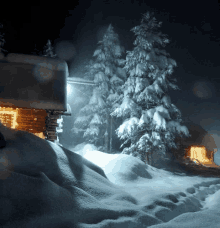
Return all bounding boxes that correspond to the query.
[0,104,63,142]
[16,108,47,136]
[44,110,63,142]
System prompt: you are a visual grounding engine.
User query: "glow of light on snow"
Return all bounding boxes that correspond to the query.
[67,83,73,96]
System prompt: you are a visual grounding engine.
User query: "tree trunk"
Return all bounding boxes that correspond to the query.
[146,151,152,166]
[110,115,112,153]
[105,130,108,153]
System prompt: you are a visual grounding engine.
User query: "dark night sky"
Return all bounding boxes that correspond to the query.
[1,1,220,146]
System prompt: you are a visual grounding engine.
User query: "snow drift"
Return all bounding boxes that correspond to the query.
[1,122,220,227]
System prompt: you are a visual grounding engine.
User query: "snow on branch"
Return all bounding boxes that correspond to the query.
[111,97,138,117]
[153,83,164,95]
[114,45,123,57]
[161,94,171,108]
[93,63,105,70]
[97,52,106,61]
[135,63,145,76]
[139,105,170,127]
[84,126,100,137]
[167,120,189,136]
[139,109,153,126]
[117,117,139,139]
[98,96,106,108]
[116,67,127,79]
[75,115,91,125]
[94,72,106,83]
[90,114,102,125]
[116,59,126,66]
[107,92,119,102]
[93,49,102,57]
[88,88,106,108]
[155,105,171,120]
[110,75,124,85]
[153,111,167,130]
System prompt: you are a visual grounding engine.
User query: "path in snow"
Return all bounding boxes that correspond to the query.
[72,143,220,226]
[139,179,220,223]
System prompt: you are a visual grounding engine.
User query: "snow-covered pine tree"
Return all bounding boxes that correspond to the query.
[111,12,190,165]
[43,39,57,58]
[0,23,8,56]
[74,24,126,151]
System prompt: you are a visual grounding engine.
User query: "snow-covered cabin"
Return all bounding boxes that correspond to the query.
[0,53,71,143]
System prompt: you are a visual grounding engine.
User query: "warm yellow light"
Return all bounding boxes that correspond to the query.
[0,106,46,140]
[34,132,45,139]
[0,107,18,129]
[190,146,212,164]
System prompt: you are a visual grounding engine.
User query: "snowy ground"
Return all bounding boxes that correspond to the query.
[1,123,220,227]
[70,143,220,228]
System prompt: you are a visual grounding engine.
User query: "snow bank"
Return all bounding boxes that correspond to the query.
[74,143,220,227]
[1,124,220,228]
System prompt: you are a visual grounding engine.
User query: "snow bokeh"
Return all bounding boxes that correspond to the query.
[193,80,214,99]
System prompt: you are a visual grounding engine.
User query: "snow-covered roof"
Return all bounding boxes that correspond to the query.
[0,53,67,71]
[0,53,68,110]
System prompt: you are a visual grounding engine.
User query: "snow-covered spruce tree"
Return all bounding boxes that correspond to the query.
[74,24,126,150]
[42,39,57,58]
[111,12,190,165]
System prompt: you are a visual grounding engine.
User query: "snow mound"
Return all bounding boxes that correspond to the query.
[2,125,220,228]
[82,150,121,170]
[67,143,98,157]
